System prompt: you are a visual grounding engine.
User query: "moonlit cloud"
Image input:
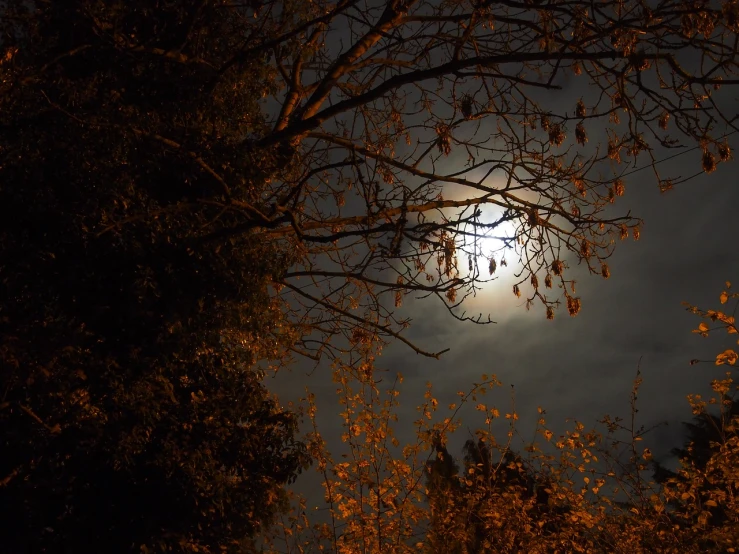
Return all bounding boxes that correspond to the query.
[270,137,739,511]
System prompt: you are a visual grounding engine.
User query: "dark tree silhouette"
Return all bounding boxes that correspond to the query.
[652,396,739,536]
[0,2,310,552]
[424,437,558,553]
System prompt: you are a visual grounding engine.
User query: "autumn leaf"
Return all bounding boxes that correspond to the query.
[715,349,738,366]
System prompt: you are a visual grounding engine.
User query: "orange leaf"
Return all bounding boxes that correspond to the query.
[715,349,738,366]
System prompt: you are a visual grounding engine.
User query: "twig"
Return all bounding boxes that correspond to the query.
[281,282,450,359]
[0,467,20,488]
[19,404,61,434]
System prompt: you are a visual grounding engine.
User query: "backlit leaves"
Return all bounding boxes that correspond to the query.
[267,310,739,552]
[715,349,738,365]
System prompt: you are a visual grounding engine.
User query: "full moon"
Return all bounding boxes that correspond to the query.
[469,204,520,260]
[437,180,535,313]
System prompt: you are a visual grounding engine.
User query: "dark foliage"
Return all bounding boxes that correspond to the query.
[0,1,309,552]
[654,398,739,483]
[652,397,739,534]
[424,437,555,554]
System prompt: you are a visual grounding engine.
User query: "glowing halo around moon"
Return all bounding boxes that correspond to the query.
[436,177,537,313]
[466,204,520,260]
[437,176,522,266]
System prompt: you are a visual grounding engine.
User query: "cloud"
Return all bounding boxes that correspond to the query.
[367,142,739,461]
[268,85,739,509]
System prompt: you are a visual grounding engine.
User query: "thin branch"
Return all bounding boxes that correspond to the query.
[0,467,20,488]
[130,129,233,198]
[19,404,61,434]
[281,282,450,359]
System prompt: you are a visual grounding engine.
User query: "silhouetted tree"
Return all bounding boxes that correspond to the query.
[424,437,558,553]
[0,2,310,552]
[424,433,463,553]
[655,398,739,483]
[653,397,739,535]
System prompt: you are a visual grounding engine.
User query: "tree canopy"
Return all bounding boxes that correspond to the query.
[0,2,311,551]
[1,0,739,551]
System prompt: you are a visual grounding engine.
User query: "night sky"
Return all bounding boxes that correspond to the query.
[270,127,739,509]
[264,8,739,511]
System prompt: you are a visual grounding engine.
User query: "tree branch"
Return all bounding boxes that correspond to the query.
[281,282,450,359]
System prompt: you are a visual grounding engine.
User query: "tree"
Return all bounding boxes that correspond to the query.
[424,437,548,553]
[653,398,739,486]
[2,0,739,551]
[3,0,733,363]
[259,283,739,553]
[0,2,311,552]
[424,433,464,553]
[265,311,739,553]
[648,284,739,551]
[649,396,739,552]
[241,0,739,359]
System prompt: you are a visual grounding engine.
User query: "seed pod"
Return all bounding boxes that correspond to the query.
[545,274,553,288]
[575,99,586,118]
[546,306,555,320]
[613,179,625,196]
[573,177,586,196]
[580,240,591,258]
[575,123,587,146]
[702,151,717,174]
[718,143,732,162]
[513,284,521,298]
[551,260,564,276]
[436,125,452,156]
[608,140,621,162]
[531,274,539,289]
[567,296,582,316]
[548,124,565,147]
[614,92,627,110]
[658,112,670,130]
[601,263,611,279]
[461,96,473,119]
[489,258,497,275]
[541,114,551,131]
